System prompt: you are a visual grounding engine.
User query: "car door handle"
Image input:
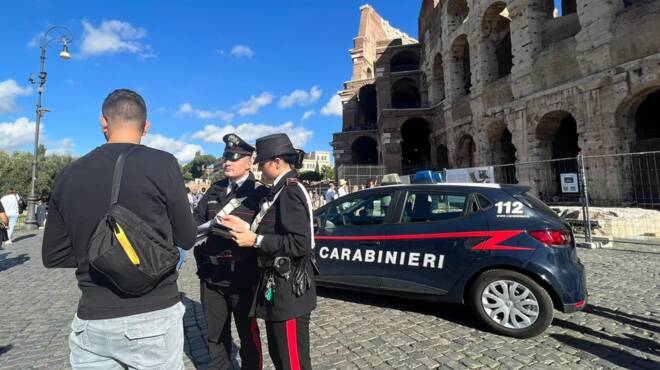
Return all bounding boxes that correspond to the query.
[358,241,382,247]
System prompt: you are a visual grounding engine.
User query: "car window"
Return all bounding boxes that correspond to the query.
[325,193,393,227]
[477,193,493,209]
[401,191,467,223]
[518,192,561,220]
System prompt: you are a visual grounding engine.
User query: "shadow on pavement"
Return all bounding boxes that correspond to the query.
[0,253,30,273]
[11,234,37,243]
[317,286,481,331]
[0,344,12,357]
[551,333,659,369]
[585,304,660,333]
[553,318,659,357]
[180,293,240,370]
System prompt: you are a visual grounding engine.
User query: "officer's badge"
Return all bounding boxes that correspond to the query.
[227,134,240,148]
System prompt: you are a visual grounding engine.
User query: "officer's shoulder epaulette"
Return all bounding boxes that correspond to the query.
[286,178,299,186]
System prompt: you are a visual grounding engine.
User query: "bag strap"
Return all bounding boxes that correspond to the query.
[110,146,139,206]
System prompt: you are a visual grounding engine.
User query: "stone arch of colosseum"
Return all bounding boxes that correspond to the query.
[449,34,471,99]
[486,120,518,183]
[357,84,378,130]
[530,110,581,201]
[391,77,421,109]
[432,53,446,104]
[351,136,379,165]
[480,1,513,85]
[446,0,469,35]
[615,82,660,153]
[454,132,476,168]
[401,117,432,173]
[390,50,420,73]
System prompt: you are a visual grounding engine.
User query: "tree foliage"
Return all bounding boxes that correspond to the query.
[299,171,323,183]
[320,165,335,181]
[0,146,75,199]
[181,151,217,180]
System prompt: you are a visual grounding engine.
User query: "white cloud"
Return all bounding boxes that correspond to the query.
[81,20,155,59]
[193,121,313,147]
[278,86,322,108]
[301,110,316,121]
[0,117,41,151]
[142,133,203,163]
[47,138,76,156]
[236,92,274,116]
[27,32,44,48]
[0,117,77,156]
[230,45,254,58]
[177,102,234,123]
[320,94,343,116]
[0,79,33,114]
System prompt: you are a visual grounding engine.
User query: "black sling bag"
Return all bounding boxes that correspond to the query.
[88,147,180,296]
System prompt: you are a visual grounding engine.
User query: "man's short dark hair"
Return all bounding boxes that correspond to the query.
[102,89,147,130]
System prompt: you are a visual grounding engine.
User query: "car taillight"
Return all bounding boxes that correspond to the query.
[529,229,572,247]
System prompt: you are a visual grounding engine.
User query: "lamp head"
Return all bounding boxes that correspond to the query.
[59,40,71,60]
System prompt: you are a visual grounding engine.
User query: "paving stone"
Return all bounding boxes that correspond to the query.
[1,233,658,369]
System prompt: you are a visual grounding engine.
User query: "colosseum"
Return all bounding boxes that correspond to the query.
[331,1,660,206]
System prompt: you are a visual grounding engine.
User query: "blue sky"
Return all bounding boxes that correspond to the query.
[0,1,563,163]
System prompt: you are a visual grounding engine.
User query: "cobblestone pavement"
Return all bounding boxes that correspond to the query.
[0,232,658,369]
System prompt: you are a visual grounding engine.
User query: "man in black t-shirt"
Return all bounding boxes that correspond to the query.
[42,89,196,369]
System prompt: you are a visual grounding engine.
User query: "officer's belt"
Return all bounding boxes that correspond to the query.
[202,253,249,265]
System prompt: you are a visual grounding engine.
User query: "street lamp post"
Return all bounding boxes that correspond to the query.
[24,26,72,230]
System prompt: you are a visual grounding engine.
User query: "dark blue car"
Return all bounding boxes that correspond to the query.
[312,183,587,338]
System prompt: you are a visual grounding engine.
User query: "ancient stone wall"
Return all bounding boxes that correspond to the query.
[332,1,660,205]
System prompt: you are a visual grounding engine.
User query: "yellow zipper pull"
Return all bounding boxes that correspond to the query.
[114,223,140,265]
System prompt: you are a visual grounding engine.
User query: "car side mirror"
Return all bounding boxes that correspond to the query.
[313,216,322,230]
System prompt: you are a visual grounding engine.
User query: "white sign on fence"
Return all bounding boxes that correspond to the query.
[560,173,579,193]
[445,167,495,183]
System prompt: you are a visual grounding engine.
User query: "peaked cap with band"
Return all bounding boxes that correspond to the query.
[222,133,255,161]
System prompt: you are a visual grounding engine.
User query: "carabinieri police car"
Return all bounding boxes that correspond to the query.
[313,182,587,338]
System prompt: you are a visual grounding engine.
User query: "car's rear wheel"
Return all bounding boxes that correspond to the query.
[469,269,553,338]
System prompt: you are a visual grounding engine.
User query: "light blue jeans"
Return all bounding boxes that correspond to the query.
[69,302,185,370]
[176,247,187,271]
[7,215,18,241]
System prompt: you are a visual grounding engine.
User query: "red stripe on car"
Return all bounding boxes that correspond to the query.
[316,230,534,251]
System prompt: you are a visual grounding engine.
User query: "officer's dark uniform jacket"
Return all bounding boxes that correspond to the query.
[252,170,317,321]
[193,173,269,288]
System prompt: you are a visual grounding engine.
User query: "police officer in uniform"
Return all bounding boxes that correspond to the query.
[221,133,317,370]
[193,134,269,370]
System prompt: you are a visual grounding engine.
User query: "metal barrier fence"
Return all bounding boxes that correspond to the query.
[334,151,660,244]
[337,165,386,190]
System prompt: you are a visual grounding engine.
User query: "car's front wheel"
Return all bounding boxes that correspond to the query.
[469,269,553,338]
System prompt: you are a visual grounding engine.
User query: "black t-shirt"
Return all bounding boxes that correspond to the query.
[42,143,196,320]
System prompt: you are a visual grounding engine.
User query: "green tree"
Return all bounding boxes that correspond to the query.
[299,171,323,183]
[320,165,335,181]
[0,146,74,199]
[181,152,217,180]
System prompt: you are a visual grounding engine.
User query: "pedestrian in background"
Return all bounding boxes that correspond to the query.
[325,182,337,203]
[0,188,21,244]
[42,88,196,369]
[337,179,349,197]
[0,201,8,248]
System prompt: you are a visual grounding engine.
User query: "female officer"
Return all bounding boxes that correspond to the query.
[221,133,316,370]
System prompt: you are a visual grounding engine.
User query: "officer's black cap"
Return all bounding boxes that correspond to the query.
[222,133,254,161]
[254,133,299,163]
